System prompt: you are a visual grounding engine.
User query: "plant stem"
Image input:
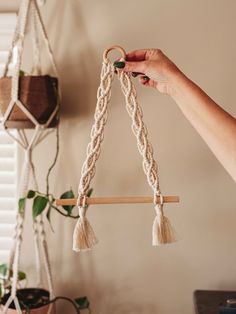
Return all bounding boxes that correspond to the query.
[21,296,80,314]
[51,204,80,219]
[46,125,60,195]
[53,296,80,314]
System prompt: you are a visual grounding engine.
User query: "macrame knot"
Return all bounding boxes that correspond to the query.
[78,204,86,218]
[152,193,176,246]
[72,194,98,252]
[25,148,31,161]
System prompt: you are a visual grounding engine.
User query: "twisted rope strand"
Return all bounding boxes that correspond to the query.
[73,61,114,251]
[119,71,160,194]
[78,61,114,196]
[118,70,175,245]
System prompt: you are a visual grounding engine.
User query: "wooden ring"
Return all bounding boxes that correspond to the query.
[103,45,126,63]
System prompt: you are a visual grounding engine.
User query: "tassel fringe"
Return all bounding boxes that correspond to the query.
[73,215,98,252]
[152,208,176,246]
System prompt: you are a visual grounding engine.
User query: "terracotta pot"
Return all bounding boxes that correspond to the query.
[0,75,60,129]
[0,288,55,313]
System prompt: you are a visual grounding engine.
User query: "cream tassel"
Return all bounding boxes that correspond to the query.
[72,205,98,252]
[152,194,176,246]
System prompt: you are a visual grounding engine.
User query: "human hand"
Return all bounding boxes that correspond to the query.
[114,49,182,96]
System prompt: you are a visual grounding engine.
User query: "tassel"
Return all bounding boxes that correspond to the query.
[152,204,176,246]
[72,206,98,252]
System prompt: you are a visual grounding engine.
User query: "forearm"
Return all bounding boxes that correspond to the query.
[122,48,236,181]
[170,71,236,182]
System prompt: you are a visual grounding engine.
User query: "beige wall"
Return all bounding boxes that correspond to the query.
[1,0,236,313]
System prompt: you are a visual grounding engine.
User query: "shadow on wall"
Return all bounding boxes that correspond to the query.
[55,278,159,314]
[44,0,99,118]
[52,238,160,314]
[98,285,159,314]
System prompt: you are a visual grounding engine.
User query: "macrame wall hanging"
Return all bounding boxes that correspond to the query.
[56,46,180,252]
[0,0,60,312]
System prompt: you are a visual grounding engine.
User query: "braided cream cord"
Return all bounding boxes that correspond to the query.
[118,70,176,245]
[78,61,115,196]
[73,60,114,251]
[73,46,176,252]
[119,71,160,194]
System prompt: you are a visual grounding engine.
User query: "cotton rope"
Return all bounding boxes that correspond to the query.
[73,46,176,252]
[1,0,59,312]
[30,1,41,75]
[37,0,46,7]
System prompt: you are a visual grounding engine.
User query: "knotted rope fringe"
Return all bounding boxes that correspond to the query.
[73,46,175,252]
[73,197,98,252]
[152,194,176,245]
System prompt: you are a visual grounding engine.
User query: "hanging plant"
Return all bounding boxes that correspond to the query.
[0,0,90,312]
[18,188,93,226]
[0,264,26,300]
[0,263,91,313]
[0,73,60,129]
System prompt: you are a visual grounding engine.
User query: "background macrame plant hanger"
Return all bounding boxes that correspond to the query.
[1,0,60,312]
[56,46,180,252]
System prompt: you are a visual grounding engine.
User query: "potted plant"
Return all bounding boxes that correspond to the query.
[0,72,60,129]
[0,263,91,313]
[0,1,90,312]
[0,0,60,131]
[0,188,93,313]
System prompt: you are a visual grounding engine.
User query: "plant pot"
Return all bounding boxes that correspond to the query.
[0,288,55,313]
[0,75,60,129]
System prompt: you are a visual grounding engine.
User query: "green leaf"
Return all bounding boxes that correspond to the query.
[60,190,75,215]
[74,296,90,309]
[0,264,7,277]
[27,190,35,199]
[19,70,25,76]
[33,196,48,220]
[18,198,26,214]
[46,204,54,232]
[46,205,51,222]
[86,188,93,198]
[18,271,26,281]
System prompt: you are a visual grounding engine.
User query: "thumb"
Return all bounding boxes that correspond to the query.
[114,60,147,74]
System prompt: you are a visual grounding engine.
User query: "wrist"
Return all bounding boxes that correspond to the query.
[167,68,190,98]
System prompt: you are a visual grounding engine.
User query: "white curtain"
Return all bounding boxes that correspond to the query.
[0,13,17,263]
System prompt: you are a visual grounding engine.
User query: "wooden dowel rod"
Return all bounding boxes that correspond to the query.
[55,196,179,206]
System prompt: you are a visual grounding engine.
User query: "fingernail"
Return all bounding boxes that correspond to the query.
[143,76,149,81]
[113,61,125,69]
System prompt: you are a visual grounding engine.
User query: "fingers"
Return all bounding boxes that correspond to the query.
[113,60,147,74]
[113,61,155,88]
[123,61,147,74]
[125,49,149,61]
[113,60,156,89]
[113,48,163,90]
[139,76,157,89]
[131,72,144,77]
